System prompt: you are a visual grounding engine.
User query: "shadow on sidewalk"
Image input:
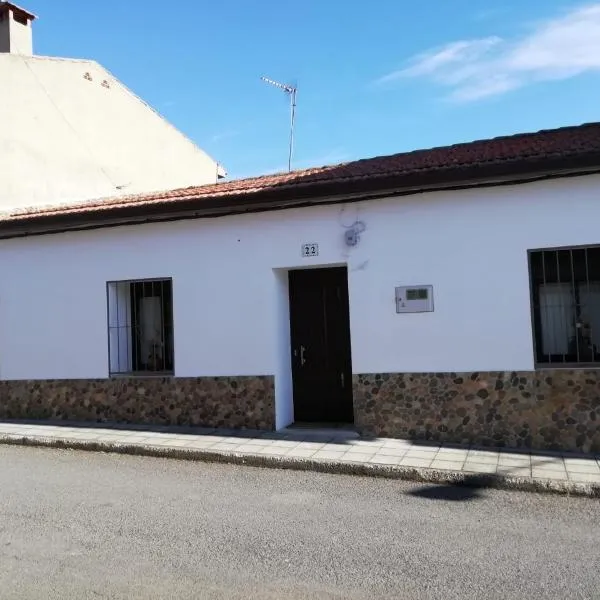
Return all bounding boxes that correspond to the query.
[406,475,496,502]
[0,419,368,444]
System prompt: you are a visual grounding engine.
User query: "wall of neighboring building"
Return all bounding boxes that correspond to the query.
[0,14,10,53]
[1,174,599,450]
[0,54,222,210]
[4,13,33,54]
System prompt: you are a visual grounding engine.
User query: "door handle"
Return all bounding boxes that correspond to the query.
[300,345,306,366]
[340,372,345,387]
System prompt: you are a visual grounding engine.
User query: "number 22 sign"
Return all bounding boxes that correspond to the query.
[301,243,319,257]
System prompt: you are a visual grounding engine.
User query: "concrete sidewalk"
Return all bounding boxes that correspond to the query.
[0,421,598,496]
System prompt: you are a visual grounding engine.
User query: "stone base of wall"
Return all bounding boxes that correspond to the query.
[353,370,600,453]
[0,376,275,430]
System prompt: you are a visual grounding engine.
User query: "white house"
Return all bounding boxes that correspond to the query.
[0,2,225,211]
[1,122,600,453]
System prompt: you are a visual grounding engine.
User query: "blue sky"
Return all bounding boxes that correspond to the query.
[26,0,600,179]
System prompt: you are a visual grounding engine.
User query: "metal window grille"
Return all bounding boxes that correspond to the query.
[107,278,174,375]
[529,246,600,365]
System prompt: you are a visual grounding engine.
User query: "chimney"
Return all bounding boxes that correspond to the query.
[0,2,36,55]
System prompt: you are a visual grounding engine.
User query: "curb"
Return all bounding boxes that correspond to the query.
[1,434,598,498]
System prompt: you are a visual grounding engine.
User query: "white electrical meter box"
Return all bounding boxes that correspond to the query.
[395,285,434,313]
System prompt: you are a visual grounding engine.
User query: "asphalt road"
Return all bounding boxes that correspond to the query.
[0,446,598,600]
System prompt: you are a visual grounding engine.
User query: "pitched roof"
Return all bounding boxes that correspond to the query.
[2,121,600,236]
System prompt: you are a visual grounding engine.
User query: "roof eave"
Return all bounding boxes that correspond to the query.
[0,2,37,20]
[2,153,600,240]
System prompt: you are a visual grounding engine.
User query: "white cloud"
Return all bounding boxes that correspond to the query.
[210,130,240,143]
[472,7,506,22]
[376,3,600,101]
[378,37,502,83]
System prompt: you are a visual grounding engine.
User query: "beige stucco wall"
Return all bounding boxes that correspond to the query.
[2,14,33,54]
[1,54,223,210]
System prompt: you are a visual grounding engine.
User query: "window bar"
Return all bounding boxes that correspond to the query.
[166,280,169,372]
[106,278,177,375]
[146,281,150,371]
[158,279,161,373]
[160,279,169,371]
[138,281,141,372]
[152,280,162,372]
[157,279,166,373]
[132,282,138,375]
[555,250,565,363]
[153,279,158,373]
[159,279,163,372]
[161,279,166,373]
[163,279,166,372]
[121,283,126,374]
[147,281,151,371]
[541,250,549,363]
[532,246,600,366]
[126,284,131,373]
[108,285,112,374]
[116,283,121,374]
[569,249,580,363]
[162,280,165,372]
[585,247,592,362]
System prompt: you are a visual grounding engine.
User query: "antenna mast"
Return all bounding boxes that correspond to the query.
[261,76,297,172]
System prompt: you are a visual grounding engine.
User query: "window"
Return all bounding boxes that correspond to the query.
[107,278,174,375]
[529,246,600,365]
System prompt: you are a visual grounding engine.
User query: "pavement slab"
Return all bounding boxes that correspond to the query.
[0,421,598,497]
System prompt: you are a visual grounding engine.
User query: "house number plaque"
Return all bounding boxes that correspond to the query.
[301,243,319,257]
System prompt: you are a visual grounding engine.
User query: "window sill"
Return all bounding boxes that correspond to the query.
[535,363,600,370]
[109,372,175,379]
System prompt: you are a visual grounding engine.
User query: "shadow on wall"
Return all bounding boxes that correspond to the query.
[406,474,496,502]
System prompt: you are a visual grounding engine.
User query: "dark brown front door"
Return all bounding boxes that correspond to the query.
[288,266,353,423]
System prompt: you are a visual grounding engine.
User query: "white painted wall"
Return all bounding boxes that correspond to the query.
[0,54,222,210]
[274,269,294,429]
[1,175,599,390]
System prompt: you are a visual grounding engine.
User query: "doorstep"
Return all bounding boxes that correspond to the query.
[0,420,598,497]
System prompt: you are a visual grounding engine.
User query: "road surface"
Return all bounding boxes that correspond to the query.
[0,446,597,599]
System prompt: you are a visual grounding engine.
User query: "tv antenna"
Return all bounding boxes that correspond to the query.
[261,76,297,172]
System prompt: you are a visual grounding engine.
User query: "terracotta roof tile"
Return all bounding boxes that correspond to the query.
[3,121,600,228]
